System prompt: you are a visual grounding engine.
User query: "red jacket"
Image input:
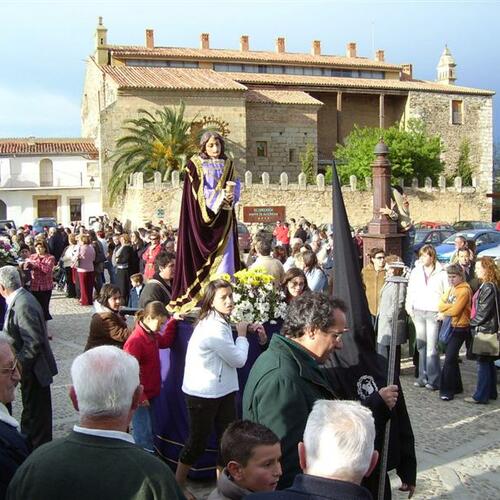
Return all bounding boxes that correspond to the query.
[124,318,177,401]
[142,243,163,281]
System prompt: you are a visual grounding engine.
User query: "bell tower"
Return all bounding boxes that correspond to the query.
[436,45,456,85]
[95,17,108,66]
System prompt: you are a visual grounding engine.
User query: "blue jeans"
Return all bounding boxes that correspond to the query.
[132,400,156,452]
[473,360,498,403]
[413,310,441,387]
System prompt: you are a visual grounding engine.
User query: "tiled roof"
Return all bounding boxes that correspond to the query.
[246,89,323,106]
[102,66,247,91]
[0,138,99,158]
[109,45,402,70]
[224,72,495,96]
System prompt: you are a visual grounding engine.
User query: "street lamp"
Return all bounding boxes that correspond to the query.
[89,176,95,189]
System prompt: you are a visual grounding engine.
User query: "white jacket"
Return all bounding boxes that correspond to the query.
[182,310,249,398]
[405,261,449,314]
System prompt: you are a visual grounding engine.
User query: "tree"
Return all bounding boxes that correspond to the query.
[108,102,198,204]
[456,138,474,185]
[333,119,443,186]
[300,143,316,184]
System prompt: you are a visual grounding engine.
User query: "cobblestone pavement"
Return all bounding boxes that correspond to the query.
[12,290,500,499]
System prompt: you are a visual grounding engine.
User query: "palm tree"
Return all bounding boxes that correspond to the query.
[108,102,198,204]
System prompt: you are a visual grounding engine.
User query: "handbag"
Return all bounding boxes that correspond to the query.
[472,285,500,356]
[438,316,454,344]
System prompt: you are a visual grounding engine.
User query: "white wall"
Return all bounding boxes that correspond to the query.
[0,154,101,227]
[0,188,102,227]
[0,155,99,189]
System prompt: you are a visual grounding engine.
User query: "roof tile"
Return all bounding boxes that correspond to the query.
[102,66,247,91]
[109,45,402,70]
[226,72,495,96]
[246,89,323,105]
[0,138,99,158]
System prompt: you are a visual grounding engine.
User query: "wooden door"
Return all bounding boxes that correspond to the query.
[37,199,57,218]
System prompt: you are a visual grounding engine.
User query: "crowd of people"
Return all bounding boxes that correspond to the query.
[0,210,497,500]
[361,238,499,405]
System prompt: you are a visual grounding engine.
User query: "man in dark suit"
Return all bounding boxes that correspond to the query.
[0,266,57,449]
[247,400,378,500]
[7,346,184,500]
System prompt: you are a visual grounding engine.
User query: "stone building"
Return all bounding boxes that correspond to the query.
[0,138,101,226]
[81,18,494,212]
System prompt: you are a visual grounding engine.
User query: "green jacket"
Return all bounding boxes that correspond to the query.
[242,335,338,488]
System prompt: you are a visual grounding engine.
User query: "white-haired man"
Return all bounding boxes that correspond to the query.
[7,346,185,500]
[0,265,57,449]
[0,333,30,496]
[246,400,378,499]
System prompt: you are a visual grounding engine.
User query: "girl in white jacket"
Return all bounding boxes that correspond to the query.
[406,244,449,390]
[176,279,265,498]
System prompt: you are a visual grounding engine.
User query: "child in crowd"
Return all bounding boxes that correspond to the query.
[123,301,177,452]
[208,420,282,500]
[128,273,144,308]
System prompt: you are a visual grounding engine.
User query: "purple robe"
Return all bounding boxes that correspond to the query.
[168,156,241,313]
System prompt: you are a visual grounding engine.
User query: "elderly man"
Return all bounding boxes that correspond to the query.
[0,333,30,498]
[247,400,378,499]
[243,292,347,488]
[7,346,185,500]
[0,266,57,449]
[449,235,467,264]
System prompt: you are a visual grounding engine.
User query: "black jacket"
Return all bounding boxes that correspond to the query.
[470,282,499,360]
[138,274,172,308]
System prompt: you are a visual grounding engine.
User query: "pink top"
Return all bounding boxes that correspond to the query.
[77,244,95,272]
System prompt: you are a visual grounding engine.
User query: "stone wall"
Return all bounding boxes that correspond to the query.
[245,102,320,181]
[117,174,492,230]
[405,91,493,192]
[98,89,247,212]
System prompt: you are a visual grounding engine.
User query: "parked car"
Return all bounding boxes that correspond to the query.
[452,220,494,231]
[435,229,500,262]
[412,229,456,255]
[477,245,500,267]
[33,217,57,235]
[0,220,17,235]
[237,222,251,253]
[414,221,454,230]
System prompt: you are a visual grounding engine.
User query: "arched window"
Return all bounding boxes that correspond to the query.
[39,159,53,187]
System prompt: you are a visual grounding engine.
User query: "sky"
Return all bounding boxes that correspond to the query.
[0,0,499,143]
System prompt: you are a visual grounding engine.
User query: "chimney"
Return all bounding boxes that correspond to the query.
[200,33,210,50]
[276,37,285,53]
[401,64,413,80]
[375,49,385,62]
[312,40,321,56]
[145,29,154,49]
[240,35,249,52]
[346,42,357,58]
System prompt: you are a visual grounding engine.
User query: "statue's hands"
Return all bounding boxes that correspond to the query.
[223,193,234,206]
